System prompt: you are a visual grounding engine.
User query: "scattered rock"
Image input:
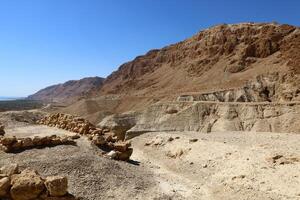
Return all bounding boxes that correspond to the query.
[166,149,185,159]
[267,154,300,165]
[10,169,45,200]
[0,164,75,200]
[116,148,133,161]
[0,164,19,176]
[107,150,117,159]
[45,176,68,197]
[189,139,198,143]
[91,135,106,146]
[232,175,246,180]
[165,109,178,114]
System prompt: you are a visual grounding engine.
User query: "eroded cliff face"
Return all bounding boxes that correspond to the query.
[180,73,300,102]
[99,101,300,139]
[67,23,300,137]
[99,23,300,98]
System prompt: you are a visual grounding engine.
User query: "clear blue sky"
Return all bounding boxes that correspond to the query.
[0,0,299,96]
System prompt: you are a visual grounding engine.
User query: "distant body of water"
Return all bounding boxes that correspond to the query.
[0,97,25,101]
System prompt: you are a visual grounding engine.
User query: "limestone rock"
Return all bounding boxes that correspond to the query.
[10,169,45,200]
[98,111,140,140]
[116,148,133,161]
[107,150,117,159]
[91,135,106,146]
[113,141,131,152]
[45,176,68,197]
[0,164,19,176]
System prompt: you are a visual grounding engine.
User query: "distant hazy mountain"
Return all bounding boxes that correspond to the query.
[0,97,24,101]
[28,77,104,104]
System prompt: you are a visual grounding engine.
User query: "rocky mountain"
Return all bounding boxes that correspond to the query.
[28,77,104,104]
[59,23,300,133]
[99,22,300,102]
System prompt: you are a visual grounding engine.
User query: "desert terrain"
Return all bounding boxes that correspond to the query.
[1,22,300,200]
[0,110,299,200]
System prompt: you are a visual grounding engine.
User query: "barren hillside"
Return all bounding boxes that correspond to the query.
[99,23,300,101]
[60,23,300,124]
[28,77,104,104]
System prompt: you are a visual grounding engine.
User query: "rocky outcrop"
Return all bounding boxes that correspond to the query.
[28,77,104,104]
[97,101,300,138]
[97,111,141,140]
[99,23,300,101]
[131,102,300,134]
[0,164,75,200]
[88,131,133,161]
[0,135,77,153]
[179,73,300,102]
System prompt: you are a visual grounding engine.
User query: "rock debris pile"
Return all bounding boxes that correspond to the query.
[88,132,133,161]
[38,113,133,161]
[0,164,76,200]
[0,135,76,153]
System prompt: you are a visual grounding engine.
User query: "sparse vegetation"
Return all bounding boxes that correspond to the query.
[0,100,43,112]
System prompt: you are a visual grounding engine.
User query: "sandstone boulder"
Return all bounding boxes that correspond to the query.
[91,135,106,146]
[10,169,45,200]
[116,148,133,161]
[113,141,131,152]
[45,176,68,197]
[0,164,19,176]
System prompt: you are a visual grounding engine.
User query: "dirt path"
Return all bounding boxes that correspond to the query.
[132,147,203,199]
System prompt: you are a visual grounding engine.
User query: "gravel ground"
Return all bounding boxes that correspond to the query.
[0,126,163,200]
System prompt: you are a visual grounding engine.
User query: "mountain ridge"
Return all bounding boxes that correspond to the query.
[98,22,300,100]
[28,76,104,104]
